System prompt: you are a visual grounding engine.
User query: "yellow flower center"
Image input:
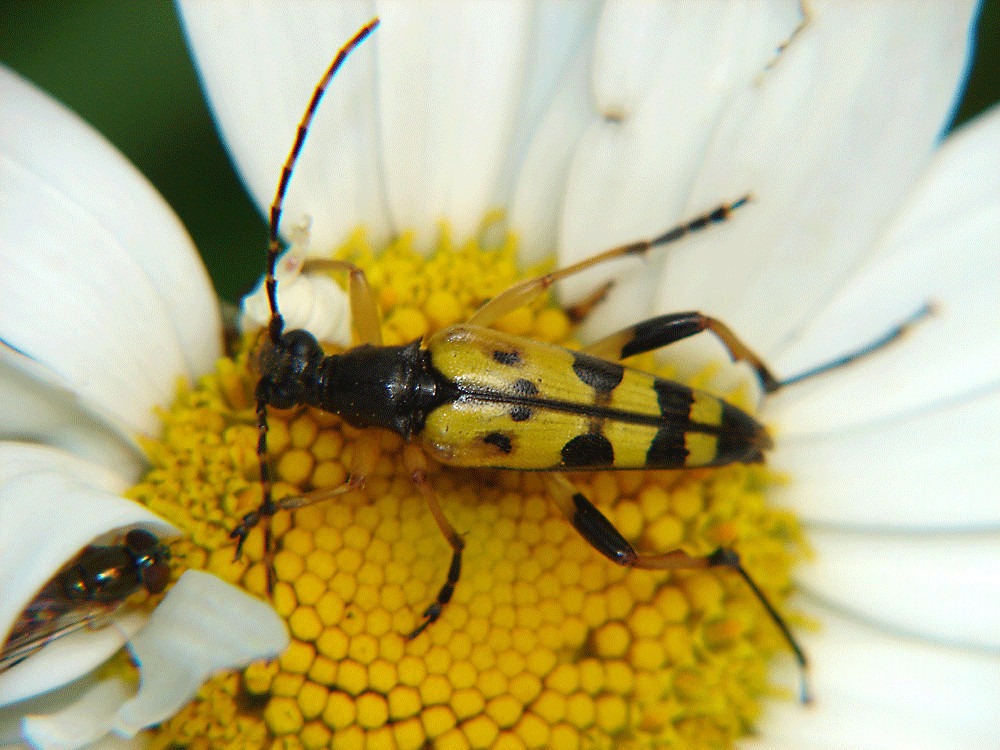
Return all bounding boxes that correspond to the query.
[131,224,805,750]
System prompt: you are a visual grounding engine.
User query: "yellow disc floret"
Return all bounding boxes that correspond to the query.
[134,223,806,750]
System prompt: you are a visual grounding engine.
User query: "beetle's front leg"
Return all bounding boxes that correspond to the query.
[235,430,381,594]
[300,258,384,346]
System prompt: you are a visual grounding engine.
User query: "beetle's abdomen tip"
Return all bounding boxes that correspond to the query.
[717,403,773,465]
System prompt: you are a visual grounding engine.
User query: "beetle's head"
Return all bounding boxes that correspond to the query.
[256,328,323,409]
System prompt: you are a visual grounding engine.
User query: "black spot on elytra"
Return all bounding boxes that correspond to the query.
[645,427,687,469]
[492,349,521,366]
[561,432,614,468]
[482,432,513,454]
[509,406,531,422]
[645,380,694,469]
[653,379,694,420]
[510,378,539,397]
[572,354,624,395]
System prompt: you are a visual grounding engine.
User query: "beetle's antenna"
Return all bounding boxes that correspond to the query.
[232,19,380,587]
[264,17,379,346]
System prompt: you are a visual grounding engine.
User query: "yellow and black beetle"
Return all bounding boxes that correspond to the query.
[232,19,930,703]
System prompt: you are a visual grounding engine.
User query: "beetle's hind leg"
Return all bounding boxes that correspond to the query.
[542,473,811,701]
[584,312,784,393]
[271,433,468,641]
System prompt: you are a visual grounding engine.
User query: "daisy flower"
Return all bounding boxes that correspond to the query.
[181,3,999,747]
[2,2,997,750]
[0,66,288,747]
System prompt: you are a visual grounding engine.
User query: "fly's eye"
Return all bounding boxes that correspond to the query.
[124,528,158,553]
[142,561,171,594]
[124,529,171,593]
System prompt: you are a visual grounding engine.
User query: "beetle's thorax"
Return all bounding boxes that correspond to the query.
[257,329,453,439]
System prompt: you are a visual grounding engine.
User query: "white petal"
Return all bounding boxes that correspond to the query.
[0,671,138,749]
[375,1,533,250]
[0,347,146,481]
[766,105,1000,435]
[0,445,177,706]
[509,9,600,265]
[240,248,352,346]
[21,678,131,750]
[771,388,999,528]
[656,3,977,355]
[184,2,607,263]
[558,1,803,333]
[552,4,975,367]
[179,0,392,255]
[112,570,289,737]
[85,735,140,750]
[798,526,1000,650]
[502,1,601,264]
[0,616,146,714]
[0,442,127,491]
[747,607,1000,749]
[0,66,221,437]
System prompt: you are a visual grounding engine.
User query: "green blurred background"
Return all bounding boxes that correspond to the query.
[2,1,998,305]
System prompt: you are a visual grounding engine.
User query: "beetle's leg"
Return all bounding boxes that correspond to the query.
[542,473,810,702]
[564,282,615,325]
[584,312,784,393]
[300,258,383,346]
[273,429,381,515]
[271,475,369,512]
[466,197,750,328]
[402,444,465,640]
[770,302,935,389]
[584,303,934,395]
[233,430,381,594]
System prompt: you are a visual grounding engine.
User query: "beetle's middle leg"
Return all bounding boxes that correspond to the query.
[402,444,465,640]
[280,440,467,639]
[583,304,935,395]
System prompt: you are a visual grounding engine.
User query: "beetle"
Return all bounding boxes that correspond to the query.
[1,528,170,673]
[231,18,931,702]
